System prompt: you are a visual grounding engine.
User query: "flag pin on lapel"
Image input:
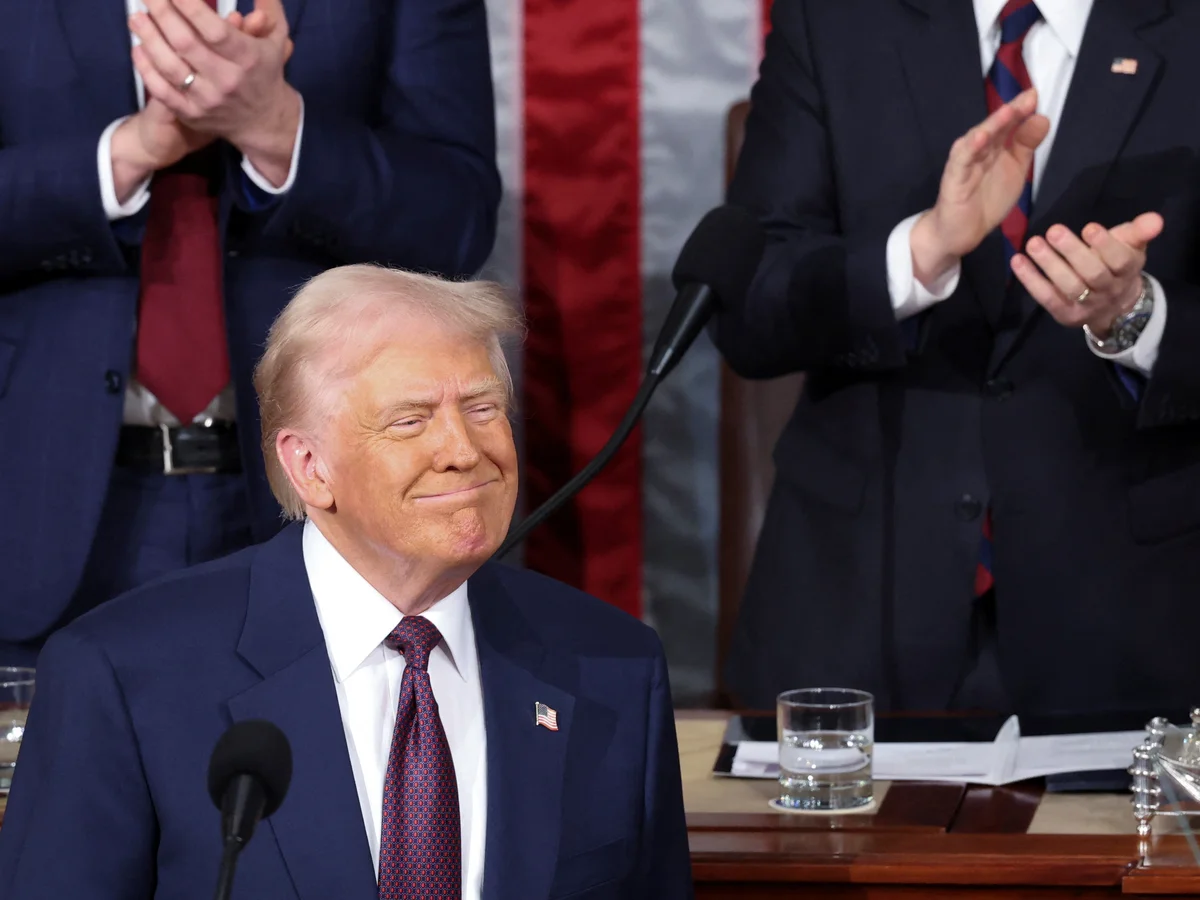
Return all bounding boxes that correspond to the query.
[1111,57,1138,75]
[535,702,559,731]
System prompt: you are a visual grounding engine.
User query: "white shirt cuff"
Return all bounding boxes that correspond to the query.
[887,212,961,321]
[240,97,305,195]
[98,117,152,221]
[1086,273,1167,377]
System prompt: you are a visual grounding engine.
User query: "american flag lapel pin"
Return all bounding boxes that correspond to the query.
[535,702,559,731]
[1111,57,1138,75]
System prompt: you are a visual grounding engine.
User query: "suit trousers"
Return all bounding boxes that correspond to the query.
[0,467,253,666]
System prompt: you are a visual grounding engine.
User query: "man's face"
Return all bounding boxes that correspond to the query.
[319,315,518,574]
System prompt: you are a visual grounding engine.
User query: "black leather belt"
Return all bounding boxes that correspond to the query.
[115,422,242,475]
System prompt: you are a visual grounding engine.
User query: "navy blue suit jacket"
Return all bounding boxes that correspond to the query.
[717,0,1200,714]
[0,0,499,647]
[0,525,693,900]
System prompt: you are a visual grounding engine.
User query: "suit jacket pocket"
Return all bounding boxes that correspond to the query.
[772,421,867,512]
[547,838,629,899]
[1129,462,1200,543]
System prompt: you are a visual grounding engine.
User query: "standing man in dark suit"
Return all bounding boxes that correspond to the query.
[0,265,693,900]
[717,0,1200,715]
[0,0,498,665]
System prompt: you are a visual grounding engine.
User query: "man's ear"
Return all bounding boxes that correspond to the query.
[276,430,335,512]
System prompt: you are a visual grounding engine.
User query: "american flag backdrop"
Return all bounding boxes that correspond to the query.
[481,0,774,700]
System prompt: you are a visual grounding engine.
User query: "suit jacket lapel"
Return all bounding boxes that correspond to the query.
[57,0,139,127]
[896,0,1007,326]
[470,565,576,900]
[991,0,1170,370]
[226,525,378,900]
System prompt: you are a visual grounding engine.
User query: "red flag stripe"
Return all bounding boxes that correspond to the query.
[521,0,644,617]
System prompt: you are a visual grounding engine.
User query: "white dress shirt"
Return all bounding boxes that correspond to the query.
[104,0,305,426]
[303,520,488,899]
[885,0,1166,376]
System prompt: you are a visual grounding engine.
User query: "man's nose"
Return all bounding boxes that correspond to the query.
[433,410,483,471]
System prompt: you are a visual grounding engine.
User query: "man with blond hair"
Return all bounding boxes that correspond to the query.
[0,265,694,900]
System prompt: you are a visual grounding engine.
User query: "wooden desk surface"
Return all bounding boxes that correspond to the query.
[679,710,1200,897]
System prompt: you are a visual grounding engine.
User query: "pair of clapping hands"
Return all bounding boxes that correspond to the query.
[912,89,1160,341]
[111,0,299,195]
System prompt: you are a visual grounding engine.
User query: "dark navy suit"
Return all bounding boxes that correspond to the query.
[0,524,693,900]
[0,0,499,661]
[717,0,1200,715]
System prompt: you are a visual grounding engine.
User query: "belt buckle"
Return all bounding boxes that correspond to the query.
[159,423,220,476]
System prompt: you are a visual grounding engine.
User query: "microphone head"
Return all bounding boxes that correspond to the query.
[207,720,293,818]
[670,204,766,308]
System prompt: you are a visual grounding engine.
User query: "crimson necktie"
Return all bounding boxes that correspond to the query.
[134,0,229,424]
[975,0,1041,597]
[379,616,462,900]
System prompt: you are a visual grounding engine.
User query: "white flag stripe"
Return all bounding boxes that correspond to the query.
[639,0,759,700]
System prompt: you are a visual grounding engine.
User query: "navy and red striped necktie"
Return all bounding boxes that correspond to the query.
[975,0,1041,598]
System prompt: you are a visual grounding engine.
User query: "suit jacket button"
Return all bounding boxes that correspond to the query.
[985,378,1014,400]
[105,370,123,394]
[955,494,983,522]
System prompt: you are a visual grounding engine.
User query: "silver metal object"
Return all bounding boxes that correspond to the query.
[1129,711,1200,840]
[158,422,214,476]
[180,71,197,92]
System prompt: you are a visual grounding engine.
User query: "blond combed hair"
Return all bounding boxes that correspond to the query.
[253,264,524,520]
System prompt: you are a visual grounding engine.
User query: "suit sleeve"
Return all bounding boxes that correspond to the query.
[0,630,156,900]
[0,135,131,284]
[632,642,694,900]
[252,0,501,278]
[714,1,907,379]
[1136,275,1200,428]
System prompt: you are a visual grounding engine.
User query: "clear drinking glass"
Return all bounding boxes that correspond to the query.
[777,687,874,811]
[0,667,35,794]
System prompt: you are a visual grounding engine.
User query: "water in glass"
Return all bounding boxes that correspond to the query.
[777,687,874,811]
[779,728,873,810]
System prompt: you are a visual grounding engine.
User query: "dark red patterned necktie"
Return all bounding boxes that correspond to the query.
[379,616,462,900]
[975,0,1041,598]
[134,0,228,424]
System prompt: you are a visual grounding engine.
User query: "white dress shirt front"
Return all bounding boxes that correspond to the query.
[884,0,1166,376]
[303,520,488,899]
[104,0,306,426]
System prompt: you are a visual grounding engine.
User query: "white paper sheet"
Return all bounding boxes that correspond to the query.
[726,716,1142,785]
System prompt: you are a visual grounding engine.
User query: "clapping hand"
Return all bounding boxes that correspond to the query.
[1012,213,1162,337]
[129,0,300,185]
[910,89,1050,287]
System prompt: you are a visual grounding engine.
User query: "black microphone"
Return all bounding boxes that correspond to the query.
[207,720,293,900]
[495,205,765,559]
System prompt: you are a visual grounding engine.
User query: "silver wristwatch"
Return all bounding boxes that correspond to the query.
[1083,273,1153,355]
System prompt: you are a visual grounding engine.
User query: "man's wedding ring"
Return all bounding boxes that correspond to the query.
[1076,288,1091,304]
[180,72,197,92]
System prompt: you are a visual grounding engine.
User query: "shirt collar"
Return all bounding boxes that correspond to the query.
[974,0,1092,58]
[302,519,475,684]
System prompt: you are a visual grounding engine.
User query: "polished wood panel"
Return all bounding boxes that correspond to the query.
[679,713,1200,896]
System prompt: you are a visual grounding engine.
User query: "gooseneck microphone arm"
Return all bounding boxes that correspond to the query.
[207,720,293,900]
[495,371,661,559]
[214,841,241,900]
[214,773,271,900]
[493,207,764,561]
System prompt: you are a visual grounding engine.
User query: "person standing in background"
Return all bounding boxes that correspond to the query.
[718,0,1200,715]
[0,0,499,665]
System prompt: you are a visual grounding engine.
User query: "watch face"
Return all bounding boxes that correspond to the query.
[1115,312,1151,351]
